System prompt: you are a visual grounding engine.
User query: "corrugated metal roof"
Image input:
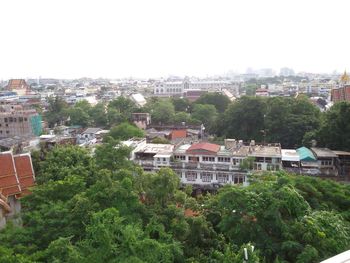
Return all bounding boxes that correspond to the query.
[296,147,316,161]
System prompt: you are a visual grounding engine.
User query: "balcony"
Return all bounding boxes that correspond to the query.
[200,163,215,170]
[215,164,231,171]
[137,160,154,167]
[155,161,170,166]
[186,162,199,169]
[170,162,184,168]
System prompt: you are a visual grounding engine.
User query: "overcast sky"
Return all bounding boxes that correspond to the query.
[1,0,349,79]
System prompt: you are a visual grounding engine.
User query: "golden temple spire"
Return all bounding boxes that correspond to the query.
[340,70,350,83]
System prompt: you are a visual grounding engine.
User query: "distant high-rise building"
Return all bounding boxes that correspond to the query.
[279,67,295,77]
[258,68,275,78]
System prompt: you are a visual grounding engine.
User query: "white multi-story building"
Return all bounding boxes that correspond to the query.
[123,138,282,189]
[153,79,233,96]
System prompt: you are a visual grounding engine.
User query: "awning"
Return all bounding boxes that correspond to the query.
[296,147,316,162]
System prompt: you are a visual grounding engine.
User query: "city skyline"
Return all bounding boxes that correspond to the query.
[1,0,349,79]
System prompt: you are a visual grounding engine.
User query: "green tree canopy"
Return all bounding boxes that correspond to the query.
[107,97,137,126]
[192,104,218,132]
[316,102,350,151]
[171,97,191,112]
[222,96,266,141]
[108,122,144,141]
[151,100,175,124]
[45,96,68,128]
[195,92,231,113]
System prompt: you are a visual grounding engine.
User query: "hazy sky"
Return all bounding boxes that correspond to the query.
[1,0,349,79]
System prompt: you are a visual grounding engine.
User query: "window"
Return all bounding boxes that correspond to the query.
[13,118,17,122]
[233,176,244,184]
[175,155,185,161]
[185,171,197,181]
[189,156,199,162]
[163,158,166,162]
[254,163,262,170]
[217,173,229,183]
[9,117,13,122]
[202,156,215,162]
[6,130,10,134]
[321,160,332,166]
[218,157,230,162]
[201,172,213,182]
[0,130,2,134]
[24,118,27,121]
[175,171,182,178]
[4,118,8,123]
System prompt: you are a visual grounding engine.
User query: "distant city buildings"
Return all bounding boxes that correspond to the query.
[122,137,350,189]
[279,67,295,77]
[153,78,234,98]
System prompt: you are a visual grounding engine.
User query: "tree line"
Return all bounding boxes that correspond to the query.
[44,93,350,150]
[0,141,349,262]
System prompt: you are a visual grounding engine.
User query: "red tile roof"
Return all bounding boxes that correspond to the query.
[186,142,220,154]
[170,129,187,139]
[0,152,35,198]
[14,154,35,196]
[7,79,28,89]
[0,153,21,197]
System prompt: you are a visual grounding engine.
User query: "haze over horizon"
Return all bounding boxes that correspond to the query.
[1,0,349,79]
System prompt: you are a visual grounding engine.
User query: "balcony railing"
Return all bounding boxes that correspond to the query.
[170,162,183,168]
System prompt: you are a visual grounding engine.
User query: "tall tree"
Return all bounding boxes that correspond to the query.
[195,92,231,113]
[108,122,144,140]
[171,97,191,112]
[107,97,137,126]
[265,97,320,148]
[316,102,350,150]
[222,96,266,141]
[151,100,175,124]
[191,104,218,132]
[89,102,108,127]
[45,96,68,127]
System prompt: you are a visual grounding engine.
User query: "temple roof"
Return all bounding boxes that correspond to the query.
[340,70,350,83]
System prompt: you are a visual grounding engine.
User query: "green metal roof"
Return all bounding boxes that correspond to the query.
[296,147,316,161]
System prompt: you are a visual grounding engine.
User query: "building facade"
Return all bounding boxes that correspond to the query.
[0,105,42,138]
[123,138,282,189]
[331,71,350,103]
[153,79,233,97]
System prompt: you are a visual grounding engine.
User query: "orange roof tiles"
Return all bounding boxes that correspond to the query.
[0,152,35,198]
[170,129,187,139]
[7,79,27,88]
[186,142,220,154]
[14,155,35,195]
[0,153,21,197]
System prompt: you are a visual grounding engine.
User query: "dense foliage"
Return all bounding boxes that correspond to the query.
[45,94,350,150]
[46,96,138,128]
[0,144,349,262]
